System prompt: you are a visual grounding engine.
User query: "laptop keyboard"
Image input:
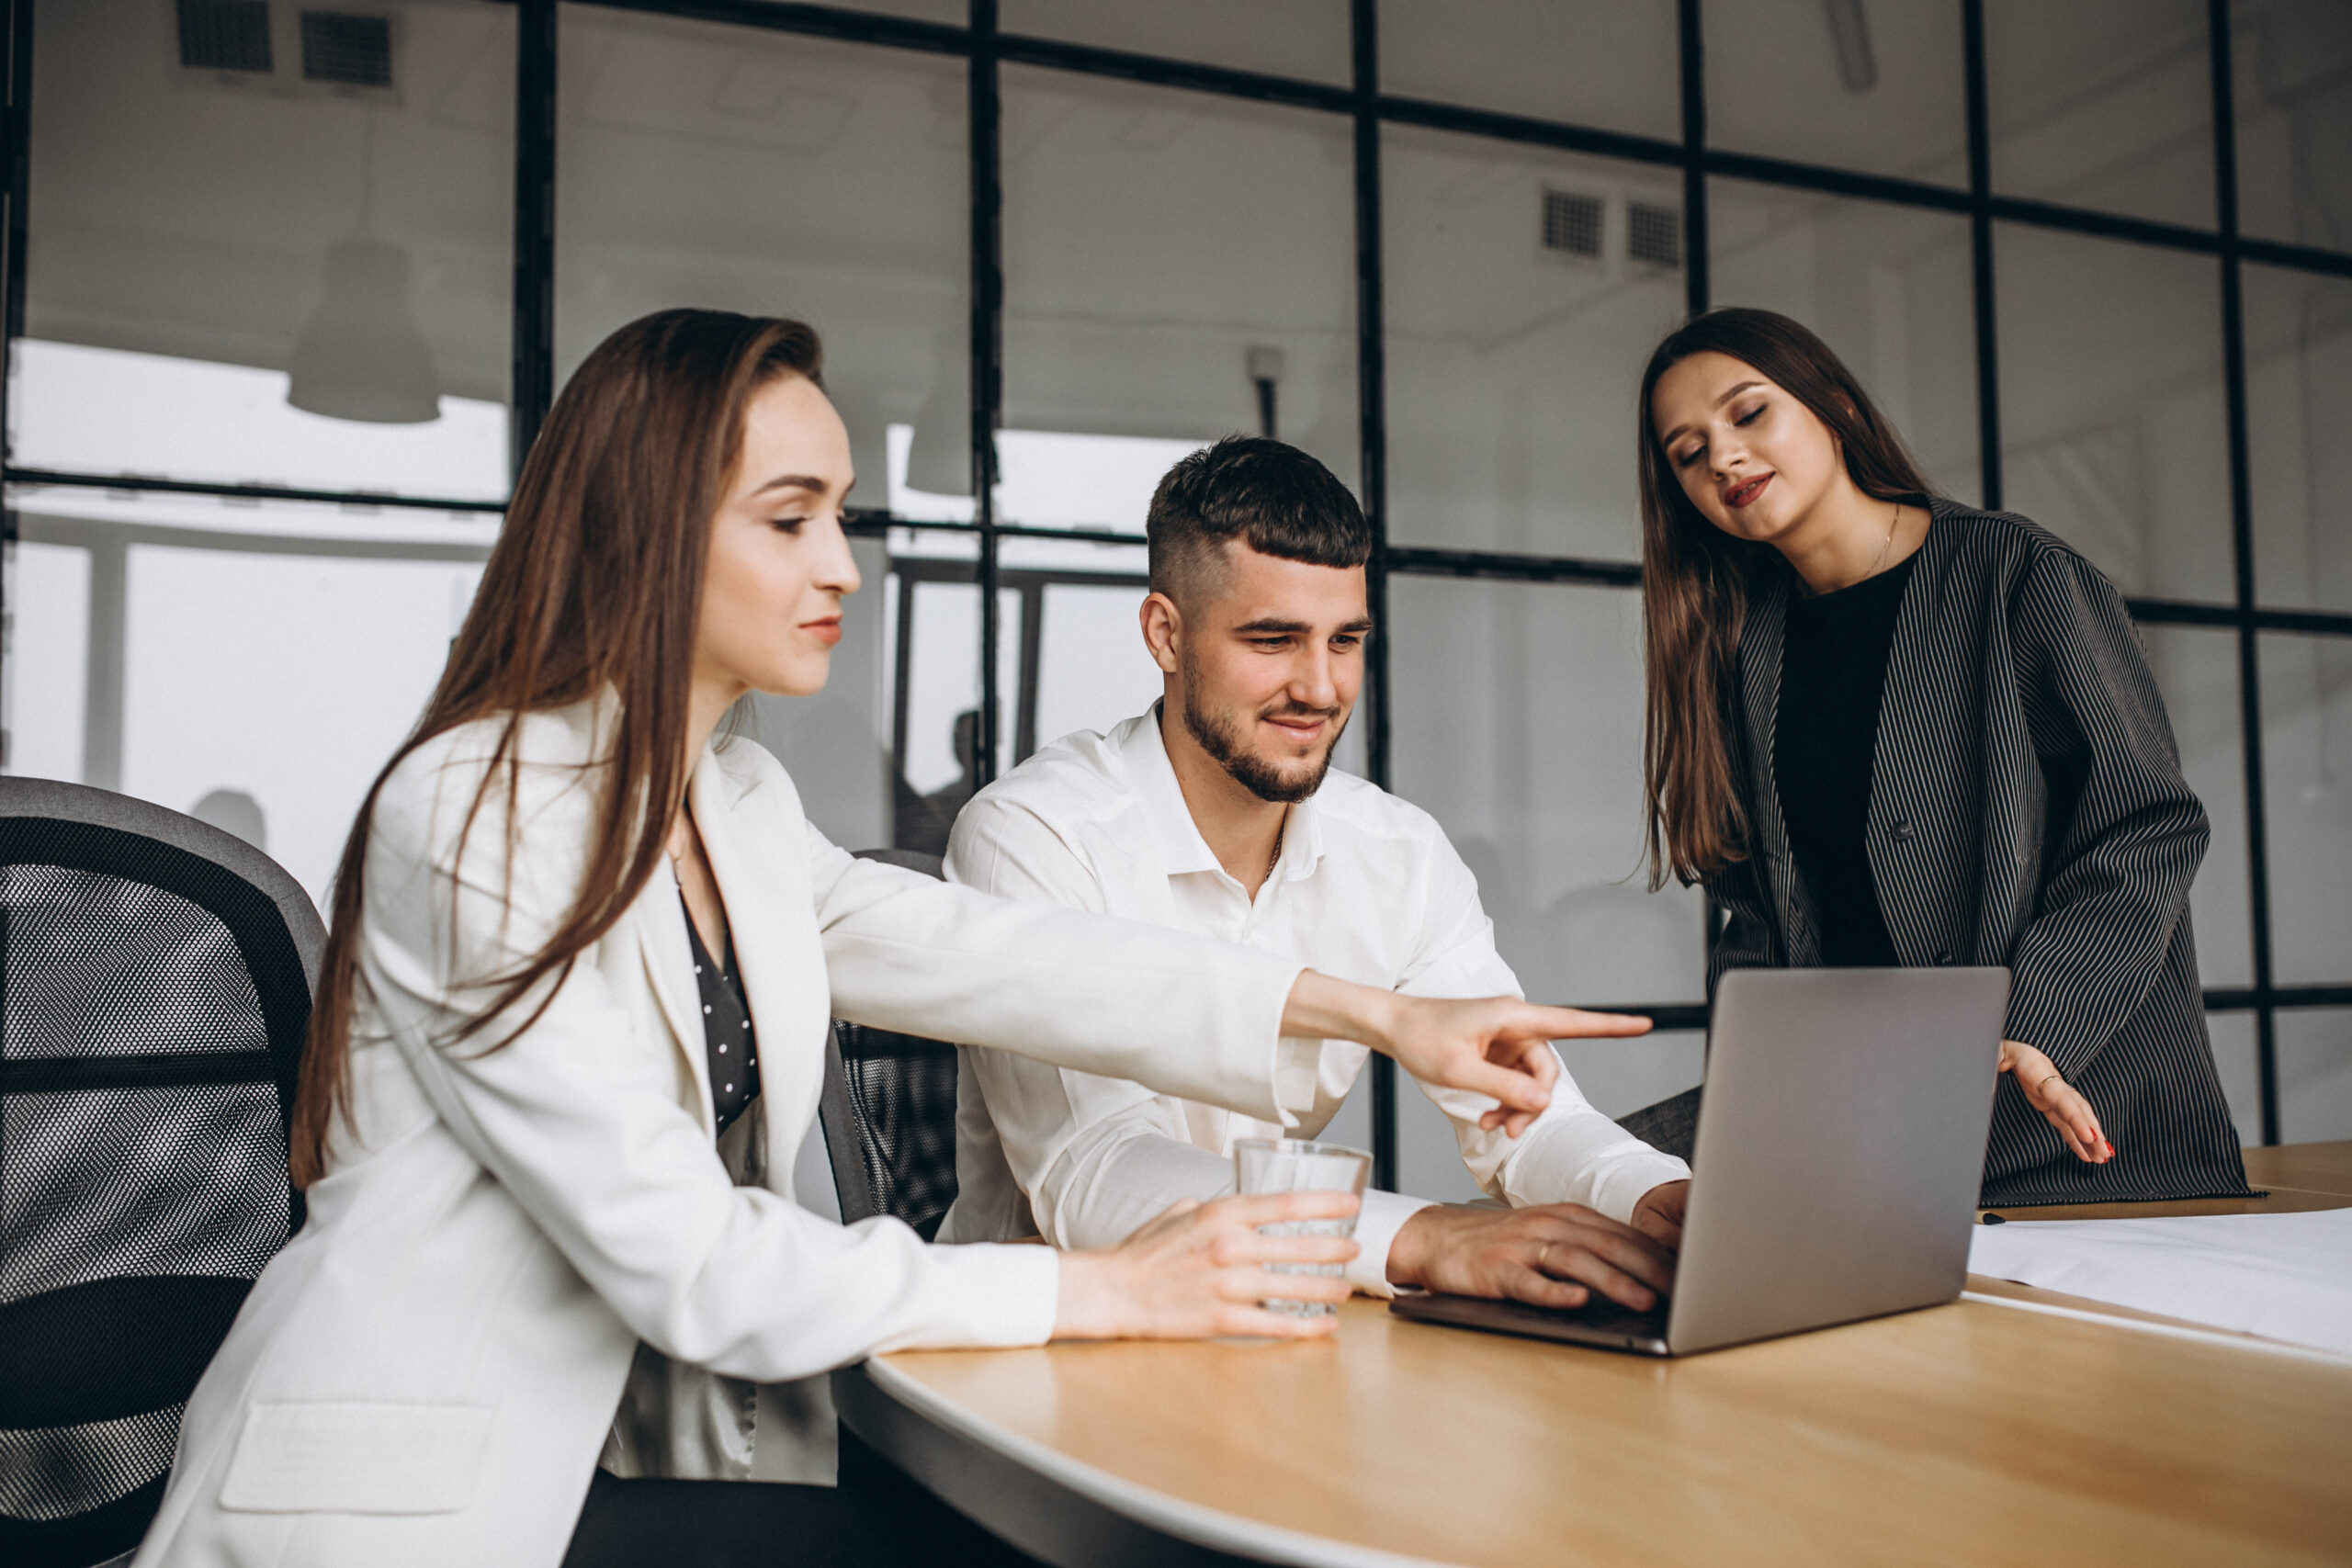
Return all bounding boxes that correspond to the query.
[1482,1295,1668,1337]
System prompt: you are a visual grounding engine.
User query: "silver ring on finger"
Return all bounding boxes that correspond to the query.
[1535,1243,1552,1272]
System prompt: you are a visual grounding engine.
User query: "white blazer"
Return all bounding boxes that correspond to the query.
[135,698,1312,1568]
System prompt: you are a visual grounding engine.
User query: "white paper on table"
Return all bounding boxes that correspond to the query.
[1968,1207,2352,1357]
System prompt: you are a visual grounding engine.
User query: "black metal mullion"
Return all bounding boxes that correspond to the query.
[1385,546,1641,591]
[2206,984,2352,1012]
[567,0,969,54]
[1,0,26,386]
[1679,1,1721,973]
[969,0,1004,787]
[511,0,558,487]
[997,30,1351,115]
[1349,0,1397,1193]
[1014,579,1042,763]
[1377,93,1682,171]
[1678,0,1708,318]
[4,468,506,514]
[890,569,915,805]
[0,0,29,738]
[2235,233,2352,281]
[2207,0,2280,1145]
[1962,0,2002,511]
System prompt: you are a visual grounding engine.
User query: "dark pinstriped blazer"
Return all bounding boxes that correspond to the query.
[1704,498,2252,1206]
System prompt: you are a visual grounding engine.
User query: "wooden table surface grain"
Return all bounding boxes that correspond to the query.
[868,1143,2352,1567]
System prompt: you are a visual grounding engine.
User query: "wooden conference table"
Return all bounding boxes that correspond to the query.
[835,1142,2352,1567]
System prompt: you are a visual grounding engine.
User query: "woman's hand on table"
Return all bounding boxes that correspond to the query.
[2000,1038,2112,1164]
[1282,974,1653,1137]
[1052,1190,1360,1342]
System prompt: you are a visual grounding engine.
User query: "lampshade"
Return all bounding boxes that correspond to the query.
[287,239,441,423]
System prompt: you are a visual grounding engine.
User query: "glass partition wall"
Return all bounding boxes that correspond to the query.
[6,0,2347,1190]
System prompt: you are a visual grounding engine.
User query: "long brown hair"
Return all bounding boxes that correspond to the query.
[288,309,824,1187]
[1637,308,1935,889]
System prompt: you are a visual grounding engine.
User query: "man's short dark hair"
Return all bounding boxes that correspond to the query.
[1146,436,1372,605]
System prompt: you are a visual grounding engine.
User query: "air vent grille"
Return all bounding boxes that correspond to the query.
[300,11,393,87]
[1541,189,1605,258]
[177,0,274,73]
[1627,201,1682,268]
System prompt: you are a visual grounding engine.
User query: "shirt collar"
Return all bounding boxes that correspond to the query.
[1121,702,1328,885]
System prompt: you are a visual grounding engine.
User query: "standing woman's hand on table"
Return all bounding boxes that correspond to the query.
[1999,1039,2113,1164]
[1281,973,1654,1138]
[1053,1191,1361,1341]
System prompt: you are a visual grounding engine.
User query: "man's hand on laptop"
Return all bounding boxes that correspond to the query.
[1386,1201,1677,1312]
[1629,1179,1690,1249]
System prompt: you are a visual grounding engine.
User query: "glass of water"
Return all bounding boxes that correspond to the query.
[1232,1138,1372,1317]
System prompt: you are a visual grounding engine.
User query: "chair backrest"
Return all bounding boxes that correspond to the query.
[0,777,324,1568]
[819,850,961,1241]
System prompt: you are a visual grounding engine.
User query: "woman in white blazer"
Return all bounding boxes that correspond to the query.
[134,310,1638,1568]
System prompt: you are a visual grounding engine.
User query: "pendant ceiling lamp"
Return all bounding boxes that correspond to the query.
[287,108,441,423]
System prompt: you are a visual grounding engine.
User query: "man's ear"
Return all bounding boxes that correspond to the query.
[1139,591,1183,675]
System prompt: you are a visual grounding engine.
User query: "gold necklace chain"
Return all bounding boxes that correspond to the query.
[1868,500,1902,578]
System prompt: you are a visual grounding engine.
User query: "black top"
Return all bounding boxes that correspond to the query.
[1771,553,1916,968]
[683,896,762,1136]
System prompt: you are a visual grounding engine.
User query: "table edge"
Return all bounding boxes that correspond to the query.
[859,1350,1461,1568]
[1958,1288,2352,1365]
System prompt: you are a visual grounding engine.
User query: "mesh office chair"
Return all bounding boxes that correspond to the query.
[0,778,323,1568]
[817,850,962,1240]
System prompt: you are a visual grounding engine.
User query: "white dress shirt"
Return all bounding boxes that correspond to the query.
[937,706,1690,1294]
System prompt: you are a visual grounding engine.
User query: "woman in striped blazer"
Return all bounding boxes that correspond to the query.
[1634,307,2250,1207]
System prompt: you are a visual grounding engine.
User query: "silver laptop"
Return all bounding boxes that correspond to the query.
[1390,966,2010,1356]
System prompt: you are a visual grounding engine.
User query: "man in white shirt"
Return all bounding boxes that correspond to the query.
[937,436,1690,1311]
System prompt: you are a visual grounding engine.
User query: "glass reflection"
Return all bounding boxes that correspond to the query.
[2260,633,2352,985]
[555,7,968,508]
[2230,0,2352,248]
[1986,0,2219,229]
[1994,224,2231,600]
[1388,574,1708,1010]
[2276,1008,2352,1143]
[2139,626,2253,987]
[21,0,515,491]
[2245,265,2352,613]
[1000,67,1359,525]
[1000,0,1351,85]
[1705,0,1968,184]
[1378,0,1680,142]
[1384,126,1685,558]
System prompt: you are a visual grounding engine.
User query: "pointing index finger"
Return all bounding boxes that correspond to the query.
[1525,1006,1655,1040]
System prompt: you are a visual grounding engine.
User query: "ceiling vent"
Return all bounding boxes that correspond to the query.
[177,0,274,73]
[1540,189,1605,259]
[1627,200,1682,268]
[301,11,393,88]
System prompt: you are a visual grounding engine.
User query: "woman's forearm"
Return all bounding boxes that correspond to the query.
[1279,969,1407,1055]
[1277,972,1653,1134]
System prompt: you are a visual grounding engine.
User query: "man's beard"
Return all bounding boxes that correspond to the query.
[1180,674,1348,805]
